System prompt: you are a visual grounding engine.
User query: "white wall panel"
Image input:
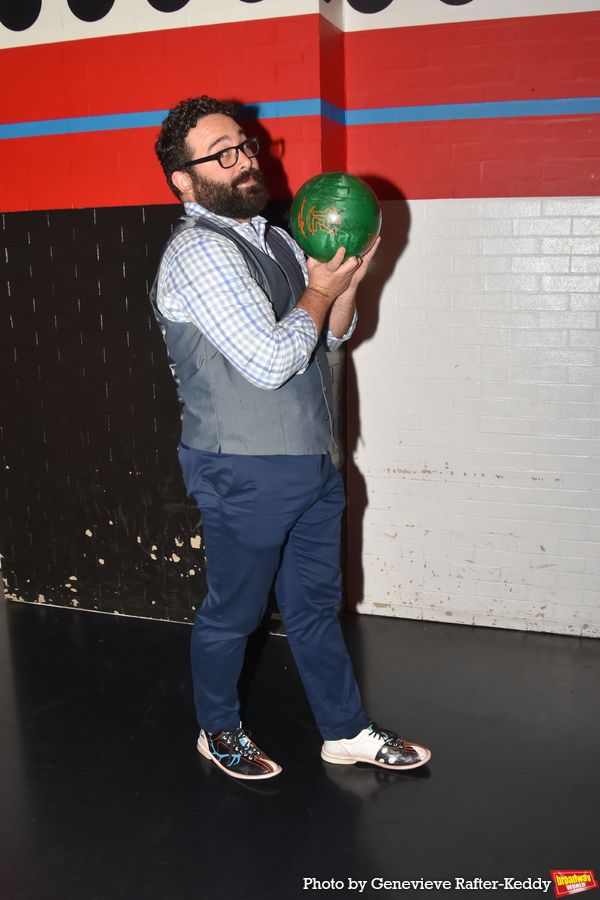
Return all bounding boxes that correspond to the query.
[348,196,600,637]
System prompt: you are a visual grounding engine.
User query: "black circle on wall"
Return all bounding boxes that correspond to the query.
[346,0,394,12]
[439,0,474,5]
[0,0,41,31]
[67,0,115,22]
[147,0,191,11]
[238,0,264,4]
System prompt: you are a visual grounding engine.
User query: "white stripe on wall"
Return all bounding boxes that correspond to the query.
[338,0,600,33]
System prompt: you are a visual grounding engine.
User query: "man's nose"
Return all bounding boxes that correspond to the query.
[237,148,255,170]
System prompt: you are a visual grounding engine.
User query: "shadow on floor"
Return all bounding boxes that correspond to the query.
[0,600,597,900]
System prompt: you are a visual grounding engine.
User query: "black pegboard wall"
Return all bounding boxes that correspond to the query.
[0,203,348,621]
[0,204,206,621]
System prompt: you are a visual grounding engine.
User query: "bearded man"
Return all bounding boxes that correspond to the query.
[152,96,430,780]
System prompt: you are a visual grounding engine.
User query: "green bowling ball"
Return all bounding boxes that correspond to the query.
[290,171,382,263]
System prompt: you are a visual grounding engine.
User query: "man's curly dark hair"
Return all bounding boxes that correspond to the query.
[155,96,238,199]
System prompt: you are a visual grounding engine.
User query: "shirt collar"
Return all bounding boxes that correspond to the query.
[183,201,267,232]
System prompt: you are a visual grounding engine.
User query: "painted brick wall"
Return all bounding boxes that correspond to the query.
[343,12,600,201]
[347,196,600,638]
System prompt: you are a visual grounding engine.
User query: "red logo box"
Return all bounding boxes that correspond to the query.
[551,871,598,897]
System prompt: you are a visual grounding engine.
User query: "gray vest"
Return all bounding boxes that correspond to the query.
[150,215,335,455]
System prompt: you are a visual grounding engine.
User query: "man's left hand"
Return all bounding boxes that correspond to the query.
[327,236,381,338]
[343,236,381,294]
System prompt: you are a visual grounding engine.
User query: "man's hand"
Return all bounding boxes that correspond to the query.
[306,246,360,300]
[340,236,380,294]
[295,244,376,334]
[327,236,381,338]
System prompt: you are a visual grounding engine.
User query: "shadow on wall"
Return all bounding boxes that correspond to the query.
[345,179,411,612]
[238,106,293,208]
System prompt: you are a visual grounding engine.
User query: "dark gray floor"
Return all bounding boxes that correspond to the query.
[0,599,598,900]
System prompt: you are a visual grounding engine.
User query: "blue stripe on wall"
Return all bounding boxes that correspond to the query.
[0,110,167,139]
[345,96,600,125]
[240,99,323,120]
[1,96,599,140]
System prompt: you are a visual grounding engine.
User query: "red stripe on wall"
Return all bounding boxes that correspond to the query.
[2,11,598,209]
[348,114,600,200]
[0,117,323,213]
[0,15,320,125]
[345,11,600,110]
[2,111,597,211]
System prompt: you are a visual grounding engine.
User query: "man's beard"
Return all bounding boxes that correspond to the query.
[189,167,269,219]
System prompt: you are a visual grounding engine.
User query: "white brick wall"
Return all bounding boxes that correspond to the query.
[347,196,600,638]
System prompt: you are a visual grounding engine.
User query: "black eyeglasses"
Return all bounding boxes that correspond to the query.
[182,137,259,170]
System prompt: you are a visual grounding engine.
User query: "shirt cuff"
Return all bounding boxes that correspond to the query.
[326,309,358,351]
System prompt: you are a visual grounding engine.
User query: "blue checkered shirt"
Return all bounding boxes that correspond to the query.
[155,201,356,389]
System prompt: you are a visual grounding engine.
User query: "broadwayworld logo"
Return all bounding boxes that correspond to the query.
[551,872,598,898]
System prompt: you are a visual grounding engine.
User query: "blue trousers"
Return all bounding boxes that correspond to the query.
[179,446,368,741]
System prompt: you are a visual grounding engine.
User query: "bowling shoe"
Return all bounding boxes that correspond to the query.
[321,721,431,770]
[198,724,282,780]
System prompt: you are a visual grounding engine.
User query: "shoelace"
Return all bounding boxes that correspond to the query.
[220,727,260,759]
[368,720,406,749]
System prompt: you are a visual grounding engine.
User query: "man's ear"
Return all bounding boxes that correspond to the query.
[172,169,192,198]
